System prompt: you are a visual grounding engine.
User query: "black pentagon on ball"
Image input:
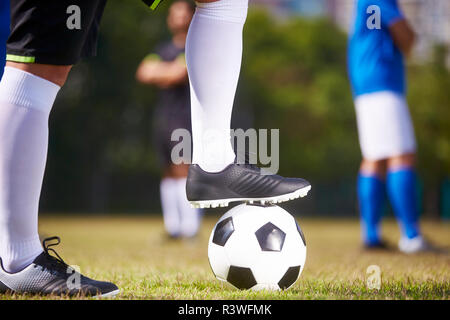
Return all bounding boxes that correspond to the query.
[296,222,306,246]
[255,222,286,252]
[212,217,234,246]
[278,266,301,289]
[227,266,257,290]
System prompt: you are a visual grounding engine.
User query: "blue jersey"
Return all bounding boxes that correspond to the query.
[348,0,405,97]
[0,0,9,80]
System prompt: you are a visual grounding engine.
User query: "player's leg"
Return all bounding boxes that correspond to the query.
[355,91,424,253]
[160,177,182,238]
[354,92,398,248]
[185,0,310,208]
[6,62,72,87]
[386,153,426,253]
[0,62,66,274]
[166,163,202,238]
[187,0,247,173]
[380,94,425,253]
[357,159,386,248]
[175,176,202,238]
[160,162,201,238]
[386,154,417,239]
[154,119,186,238]
[0,0,117,296]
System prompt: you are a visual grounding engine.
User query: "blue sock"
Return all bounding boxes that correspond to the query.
[358,173,385,245]
[386,168,420,239]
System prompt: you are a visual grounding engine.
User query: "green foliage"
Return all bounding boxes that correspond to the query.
[242,10,358,181]
[408,45,450,182]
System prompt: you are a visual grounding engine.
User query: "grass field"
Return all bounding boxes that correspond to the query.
[1,214,449,300]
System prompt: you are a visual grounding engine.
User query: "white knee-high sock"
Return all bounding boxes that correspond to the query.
[160,178,182,237]
[0,67,60,273]
[175,178,201,238]
[187,0,248,172]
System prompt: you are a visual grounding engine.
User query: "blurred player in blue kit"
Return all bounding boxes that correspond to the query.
[348,0,429,253]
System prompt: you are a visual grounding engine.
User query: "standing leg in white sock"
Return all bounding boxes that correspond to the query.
[186,0,248,173]
[160,178,182,238]
[0,66,61,272]
[175,178,202,238]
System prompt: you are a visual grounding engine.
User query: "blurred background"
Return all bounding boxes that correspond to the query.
[42,0,449,219]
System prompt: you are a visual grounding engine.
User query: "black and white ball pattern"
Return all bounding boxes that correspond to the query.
[208,204,307,291]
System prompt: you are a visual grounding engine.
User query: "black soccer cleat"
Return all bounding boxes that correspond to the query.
[186,163,311,208]
[363,240,391,251]
[0,237,119,297]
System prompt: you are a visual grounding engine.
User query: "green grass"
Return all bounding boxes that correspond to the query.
[1,215,449,300]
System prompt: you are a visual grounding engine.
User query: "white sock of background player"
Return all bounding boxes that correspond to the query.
[175,178,201,238]
[160,177,182,237]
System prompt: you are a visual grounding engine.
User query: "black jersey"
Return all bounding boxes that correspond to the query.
[155,41,190,122]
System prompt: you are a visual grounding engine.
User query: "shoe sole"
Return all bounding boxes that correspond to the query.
[0,288,120,298]
[94,289,120,298]
[189,185,311,209]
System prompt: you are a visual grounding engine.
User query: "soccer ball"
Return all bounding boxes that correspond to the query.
[208,203,307,291]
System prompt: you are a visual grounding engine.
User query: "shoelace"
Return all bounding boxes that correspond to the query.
[42,236,69,271]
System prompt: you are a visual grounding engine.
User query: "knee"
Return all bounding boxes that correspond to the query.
[387,153,416,170]
[6,62,72,87]
[360,159,386,177]
[194,0,248,24]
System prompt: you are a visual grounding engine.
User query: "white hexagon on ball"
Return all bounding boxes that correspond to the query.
[208,203,307,290]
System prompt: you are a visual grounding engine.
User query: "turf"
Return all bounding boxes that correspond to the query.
[1,215,449,300]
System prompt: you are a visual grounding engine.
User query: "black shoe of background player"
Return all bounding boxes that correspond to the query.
[363,240,391,251]
[0,237,119,297]
[186,161,311,209]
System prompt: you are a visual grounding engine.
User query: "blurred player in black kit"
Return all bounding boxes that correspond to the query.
[136,1,202,240]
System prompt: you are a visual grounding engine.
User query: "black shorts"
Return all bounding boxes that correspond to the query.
[152,107,192,168]
[6,0,107,65]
